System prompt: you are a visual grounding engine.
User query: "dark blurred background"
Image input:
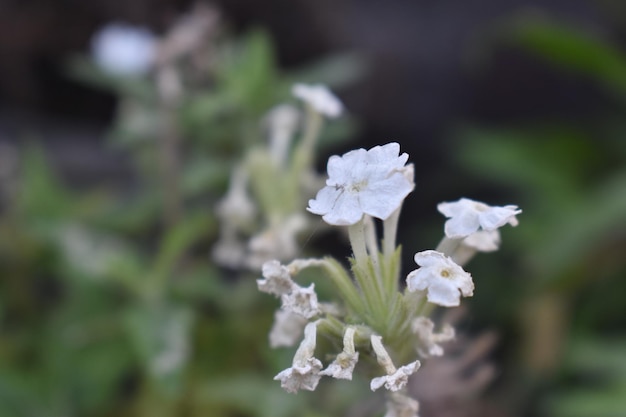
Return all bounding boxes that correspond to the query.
[1,1,625,417]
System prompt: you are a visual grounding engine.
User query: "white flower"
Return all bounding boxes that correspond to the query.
[370,335,421,392]
[437,198,521,238]
[385,392,420,417]
[274,356,323,393]
[462,229,501,252]
[257,260,296,296]
[211,233,246,268]
[247,214,308,270]
[274,322,323,393]
[269,309,308,348]
[281,283,320,319]
[371,361,421,392]
[307,143,414,225]
[91,22,157,76]
[412,317,455,358]
[292,83,343,118]
[320,327,359,380]
[406,250,474,307]
[216,167,256,229]
[265,104,301,166]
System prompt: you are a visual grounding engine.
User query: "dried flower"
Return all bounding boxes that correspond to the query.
[320,326,359,380]
[257,260,296,296]
[371,335,421,392]
[274,322,323,393]
[281,283,320,319]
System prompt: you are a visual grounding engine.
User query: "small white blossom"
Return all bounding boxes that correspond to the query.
[247,214,307,270]
[91,22,157,76]
[320,327,359,380]
[385,392,420,417]
[437,198,521,238]
[274,322,323,393]
[274,356,324,393]
[462,229,501,252]
[257,260,296,296]
[216,167,256,229]
[308,143,414,225]
[292,83,343,118]
[269,309,308,348]
[281,283,320,319]
[406,250,474,307]
[265,104,300,165]
[412,317,455,358]
[211,233,246,268]
[371,361,421,392]
[370,335,421,392]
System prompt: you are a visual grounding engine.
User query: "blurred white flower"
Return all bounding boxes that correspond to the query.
[247,214,307,270]
[412,316,455,358]
[462,229,501,252]
[274,322,323,393]
[257,260,296,296]
[91,22,157,76]
[292,83,343,118]
[216,167,256,229]
[269,309,308,348]
[308,143,414,225]
[437,198,521,238]
[265,104,301,165]
[385,392,420,417]
[406,250,474,307]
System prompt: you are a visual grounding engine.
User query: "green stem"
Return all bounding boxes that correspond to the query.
[348,220,369,266]
[383,208,401,258]
[320,258,365,317]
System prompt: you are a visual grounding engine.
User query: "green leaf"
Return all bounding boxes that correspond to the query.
[287,53,368,89]
[152,211,215,282]
[509,18,626,94]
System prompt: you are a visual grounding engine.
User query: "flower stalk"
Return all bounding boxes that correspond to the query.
[254,99,522,417]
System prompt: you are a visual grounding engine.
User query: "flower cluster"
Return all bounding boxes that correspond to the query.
[257,126,520,415]
[212,84,344,270]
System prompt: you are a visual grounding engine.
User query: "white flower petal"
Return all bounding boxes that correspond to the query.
[438,198,521,238]
[462,230,501,252]
[322,191,363,225]
[307,186,343,215]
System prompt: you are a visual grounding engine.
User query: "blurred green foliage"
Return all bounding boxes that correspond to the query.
[0,21,364,417]
[457,15,626,417]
